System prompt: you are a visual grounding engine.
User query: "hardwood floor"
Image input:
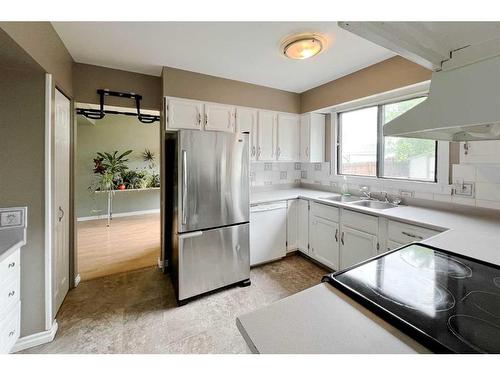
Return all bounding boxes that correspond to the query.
[77,213,160,281]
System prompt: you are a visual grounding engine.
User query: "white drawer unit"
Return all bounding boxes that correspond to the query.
[250,201,287,266]
[0,247,21,354]
[0,302,20,354]
[310,202,339,222]
[0,249,20,284]
[388,220,441,244]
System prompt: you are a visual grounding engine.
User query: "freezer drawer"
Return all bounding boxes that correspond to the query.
[177,223,250,301]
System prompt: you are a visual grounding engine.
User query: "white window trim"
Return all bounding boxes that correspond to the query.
[327,81,451,195]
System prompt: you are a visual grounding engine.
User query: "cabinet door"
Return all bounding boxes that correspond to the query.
[299,114,311,162]
[258,110,276,161]
[310,216,339,270]
[166,98,203,130]
[205,103,235,132]
[386,240,403,253]
[309,113,325,162]
[297,199,309,253]
[340,226,378,269]
[237,107,258,160]
[286,199,298,252]
[277,113,300,161]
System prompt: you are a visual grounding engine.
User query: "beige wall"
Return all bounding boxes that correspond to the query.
[162,67,301,113]
[74,63,162,110]
[0,62,47,336]
[0,22,74,96]
[300,56,432,113]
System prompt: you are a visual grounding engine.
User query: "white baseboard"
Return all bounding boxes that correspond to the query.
[77,208,160,222]
[74,274,81,287]
[12,319,58,353]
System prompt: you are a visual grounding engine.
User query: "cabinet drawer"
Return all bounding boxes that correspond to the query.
[388,220,440,244]
[0,302,20,354]
[0,274,20,317]
[0,249,20,285]
[341,209,378,235]
[311,202,339,222]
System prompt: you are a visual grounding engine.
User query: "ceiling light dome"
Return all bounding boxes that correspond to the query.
[282,33,326,60]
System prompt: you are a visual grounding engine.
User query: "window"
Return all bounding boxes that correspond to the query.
[337,96,437,182]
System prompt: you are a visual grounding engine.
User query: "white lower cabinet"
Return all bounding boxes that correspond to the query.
[387,240,404,252]
[339,225,378,269]
[0,248,21,354]
[286,199,298,252]
[297,199,309,254]
[310,216,340,270]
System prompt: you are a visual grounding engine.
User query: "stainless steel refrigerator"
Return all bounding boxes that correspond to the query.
[164,130,250,304]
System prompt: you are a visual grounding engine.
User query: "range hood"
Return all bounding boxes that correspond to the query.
[338,22,500,141]
[384,54,500,141]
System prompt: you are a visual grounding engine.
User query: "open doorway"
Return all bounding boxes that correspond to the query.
[75,107,161,281]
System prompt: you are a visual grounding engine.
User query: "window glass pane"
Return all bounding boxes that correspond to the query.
[382,97,436,181]
[339,106,378,176]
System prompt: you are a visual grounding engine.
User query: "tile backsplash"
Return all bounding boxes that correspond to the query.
[250,162,301,187]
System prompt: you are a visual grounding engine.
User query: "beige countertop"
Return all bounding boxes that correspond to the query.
[241,188,500,353]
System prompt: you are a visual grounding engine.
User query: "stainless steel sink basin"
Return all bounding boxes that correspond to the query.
[350,200,397,210]
[319,195,361,203]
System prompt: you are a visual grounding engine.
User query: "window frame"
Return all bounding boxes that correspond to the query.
[336,95,438,183]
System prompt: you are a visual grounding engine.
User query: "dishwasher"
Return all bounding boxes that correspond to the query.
[250,201,287,266]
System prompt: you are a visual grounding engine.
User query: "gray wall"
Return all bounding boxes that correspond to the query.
[76,114,160,218]
[0,63,47,335]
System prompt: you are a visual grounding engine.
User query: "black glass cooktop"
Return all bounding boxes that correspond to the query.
[322,243,500,353]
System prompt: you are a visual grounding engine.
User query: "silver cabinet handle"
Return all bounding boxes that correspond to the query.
[402,231,423,240]
[258,147,262,158]
[58,206,64,222]
[9,330,15,337]
[334,229,338,242]
[8,262,15,268]
[181,150,188,225]
[251,146,256,157]
[8,291,15,297]
[205,113,208,125]
[341,232,345,246]
[305,146,309,157]
[277,147,281,158]
[197,113,201,125]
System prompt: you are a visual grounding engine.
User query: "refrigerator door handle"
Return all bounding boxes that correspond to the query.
[179,231,203,239]
[182,149,188,225]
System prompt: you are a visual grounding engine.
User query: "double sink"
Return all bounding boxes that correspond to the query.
[318,195,397,210]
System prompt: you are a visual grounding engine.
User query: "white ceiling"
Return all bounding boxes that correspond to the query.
[52,22,394,93]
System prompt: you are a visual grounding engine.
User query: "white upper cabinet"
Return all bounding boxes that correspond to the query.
[236,107,258,160]
[166,97,203,130]
[205,102,235,132]
[257,110,276,161]
[300,113,325,163]
[277,113,300,161]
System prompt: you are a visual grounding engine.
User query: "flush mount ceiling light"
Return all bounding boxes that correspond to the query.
[281,33,326,60]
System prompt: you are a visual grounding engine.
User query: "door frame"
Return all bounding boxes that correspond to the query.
[44,74,76,331]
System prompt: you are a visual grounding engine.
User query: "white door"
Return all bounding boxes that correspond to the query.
[257,110,276,161]
[277,113,299,161]
[300,114,310,162]
[297,199,309,253]
[166,98,203,130]
[310,215,339,270]
[286,199,298,252]
[236,108,258,160]
[340,226,378,270]
[205,103,235,132]
[53,89,71,317]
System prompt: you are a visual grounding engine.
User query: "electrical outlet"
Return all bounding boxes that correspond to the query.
[294,162,301,170]
[399,190,414,198]
[314,163,322,171]
[453,181,474,197]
